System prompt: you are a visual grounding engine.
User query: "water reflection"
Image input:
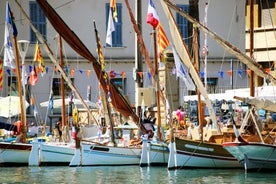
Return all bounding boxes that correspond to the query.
[1,166,276,184]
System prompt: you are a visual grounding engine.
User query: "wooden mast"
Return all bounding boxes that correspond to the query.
[59,35,66,129]
[13,36,27,143]
[249,0,255,97]
[153,28,163,141]
[93,20,116,146]
[193,26,203,141]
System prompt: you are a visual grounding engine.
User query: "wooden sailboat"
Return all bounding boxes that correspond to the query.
[222,0,276,171]
[70,20,142,167]
[160,0,242,169]
[30,36,76,166]
[12,1,101,166]
[123,0,170,166]
[0,2,32,166]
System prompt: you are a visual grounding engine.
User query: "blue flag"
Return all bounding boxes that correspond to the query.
[6,2,18,37]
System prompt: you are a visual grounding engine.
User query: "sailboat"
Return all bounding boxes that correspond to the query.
[223,96,276,171]
[160,0,244,169]
[161,0,276,170]
[0,2,32,166]
[124,0,171,166]
[222,0,276,171]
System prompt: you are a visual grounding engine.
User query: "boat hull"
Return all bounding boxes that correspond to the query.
[223,142,276,171]
[0,142,31,166]
[140,141,169,166]
[70,142,141,166]
[39,143,75,166]
[168,137,242,169]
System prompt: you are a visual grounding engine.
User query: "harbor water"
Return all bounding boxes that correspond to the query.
[1,166,276,184]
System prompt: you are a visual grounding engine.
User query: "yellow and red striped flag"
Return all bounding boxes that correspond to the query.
[33,42,46,76]
[0,60,3,90]
[157,23,170,54]
[110,0,118,22]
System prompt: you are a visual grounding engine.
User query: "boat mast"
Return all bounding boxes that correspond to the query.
[153,27,163,141]
[249,0,255,97]
[203,2,208,89]
[59,35,67,128]
[193,26,204,140]
[13,36,27,143]
[93,21,116,146]
[135,0,143,121]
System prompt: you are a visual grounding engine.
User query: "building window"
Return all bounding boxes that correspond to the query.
[52,78,74,97]
[111,78,126,95]
[106,3,122,47]
[29,1,46,43]
[176,4,189,46]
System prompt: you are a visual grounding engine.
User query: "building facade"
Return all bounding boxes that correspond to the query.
[0,0,248,123]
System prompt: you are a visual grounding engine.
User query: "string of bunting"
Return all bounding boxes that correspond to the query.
[2,65,274,80]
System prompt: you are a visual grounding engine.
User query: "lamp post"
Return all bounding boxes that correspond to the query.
[17,40,30,136]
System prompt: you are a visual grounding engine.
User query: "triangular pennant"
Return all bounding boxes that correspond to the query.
[265,68,271,74]
[227,70,232,77]
[87,70,91,78]
[138,72,143,78]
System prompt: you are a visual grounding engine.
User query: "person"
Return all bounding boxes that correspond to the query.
[55,118,63,141]
[141,110,156,139]
[176,106,185,123]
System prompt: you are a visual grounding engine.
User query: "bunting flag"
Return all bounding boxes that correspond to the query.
[172,47,195,91]
[87,70,91,78]
[157,23,170,53]
[29,65,38,86]
[3,2,17,69]
[110,0,118,22]
[147,0,159,29]
[227,70,232,77]
[218,70,224,78]
[70,68,75,77]
[33,42,46,76]
[106,7,115,46]
[0,60,2,90]
[237,69,243,78]
[265,68,271,74]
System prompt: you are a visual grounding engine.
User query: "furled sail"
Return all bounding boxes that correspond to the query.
[160,0,219,132]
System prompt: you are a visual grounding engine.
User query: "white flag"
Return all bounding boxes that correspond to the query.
[3,22,16,69]
[106,8,115,46]
[172,46,196,91]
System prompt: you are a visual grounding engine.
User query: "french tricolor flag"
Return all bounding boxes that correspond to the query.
[147,0,159,29]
